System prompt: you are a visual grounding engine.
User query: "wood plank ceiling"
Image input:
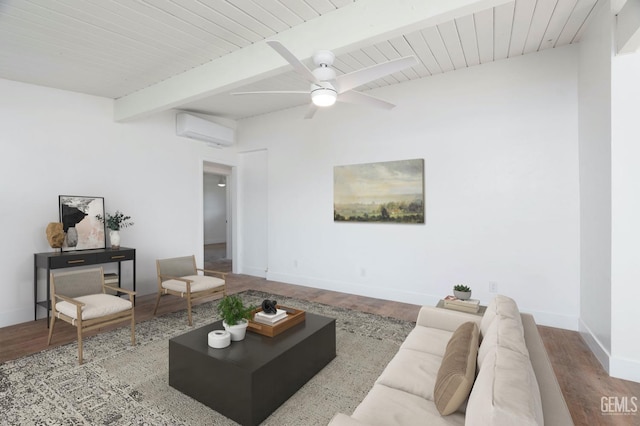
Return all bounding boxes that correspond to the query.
[0,0,598,120]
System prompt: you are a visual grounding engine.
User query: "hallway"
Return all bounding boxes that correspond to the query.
[204,243,231,273]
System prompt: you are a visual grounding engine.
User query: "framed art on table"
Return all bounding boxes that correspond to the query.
[58,195,106,251]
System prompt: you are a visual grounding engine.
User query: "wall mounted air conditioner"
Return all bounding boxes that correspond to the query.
[176,113,235,147]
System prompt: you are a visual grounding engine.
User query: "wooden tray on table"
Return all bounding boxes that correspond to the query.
[247,305,306,337]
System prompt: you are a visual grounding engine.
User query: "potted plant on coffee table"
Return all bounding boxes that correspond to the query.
[453,284,472,300]
[217,295,256,341]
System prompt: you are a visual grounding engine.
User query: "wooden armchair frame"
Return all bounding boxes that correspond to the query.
[154,255,227,326]
[47,267,136,365]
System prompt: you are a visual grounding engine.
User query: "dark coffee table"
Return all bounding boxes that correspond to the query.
[169,312,336,426]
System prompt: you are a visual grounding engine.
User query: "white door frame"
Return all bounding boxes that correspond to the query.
[198,159,237,273]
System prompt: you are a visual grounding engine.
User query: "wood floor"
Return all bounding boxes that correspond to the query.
[1,273,638,426]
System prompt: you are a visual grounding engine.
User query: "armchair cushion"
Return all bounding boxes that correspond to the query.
[161,275,224,295]
[55,294,132,321]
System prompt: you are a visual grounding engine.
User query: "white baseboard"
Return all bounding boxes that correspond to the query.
[579,318,611,373]
[522,309,579,331]
[266,271,579,330]
[204,239,226,245]
[0,306,36,328]
[579,320,640,383]
[266,271,440,307]
[240,265,267,278]
[610,357,640,383]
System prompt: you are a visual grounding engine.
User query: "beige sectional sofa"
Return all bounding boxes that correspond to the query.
[328,295,574,426]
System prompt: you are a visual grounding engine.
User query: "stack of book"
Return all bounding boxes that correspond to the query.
[253,309,288,325]
[104,273,119,295]
[443,295,480,313]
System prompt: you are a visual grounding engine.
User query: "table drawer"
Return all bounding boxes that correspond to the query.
[49,253,98,268]
[99,250,135,263]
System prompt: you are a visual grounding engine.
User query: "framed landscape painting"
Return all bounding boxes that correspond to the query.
[334,159,425,223]
[58,195,106,251]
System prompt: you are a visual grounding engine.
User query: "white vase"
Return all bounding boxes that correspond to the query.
[223,320,248,341]
[454,290,472,300]
[109,230,121,249]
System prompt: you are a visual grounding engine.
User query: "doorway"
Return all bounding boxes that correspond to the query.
[203,163,232,273]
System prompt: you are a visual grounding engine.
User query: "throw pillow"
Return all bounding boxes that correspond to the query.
[433,321,480,415]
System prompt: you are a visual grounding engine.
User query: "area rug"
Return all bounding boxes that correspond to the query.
[0,290,414,425]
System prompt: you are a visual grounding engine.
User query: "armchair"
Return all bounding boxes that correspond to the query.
[154,255,227,326]
[47,267,136,365]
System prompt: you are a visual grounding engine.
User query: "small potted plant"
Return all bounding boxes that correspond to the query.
[96,210,134,249]
[453,284,472,300]
[217,295,257,341]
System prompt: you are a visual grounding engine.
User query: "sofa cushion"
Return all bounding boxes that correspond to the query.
[352,384,465,426]
[477,314,529,368]
[400,325,454,357]
[466,346,544,426]
[433,322,480,415]
[480,295,521,337]
[375,348,442,400]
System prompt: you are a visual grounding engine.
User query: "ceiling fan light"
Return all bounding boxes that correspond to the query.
[311,88,337,107]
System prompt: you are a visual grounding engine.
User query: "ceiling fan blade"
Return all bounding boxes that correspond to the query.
[304,104,318,119]
[231,90,308,96]
[266,40,318,84]
[335,56,418,93]
[338,90,396,110]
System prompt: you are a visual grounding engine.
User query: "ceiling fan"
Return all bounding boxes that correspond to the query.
[232,40,418,119]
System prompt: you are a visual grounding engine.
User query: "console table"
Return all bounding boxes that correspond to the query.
[34,247,136,325]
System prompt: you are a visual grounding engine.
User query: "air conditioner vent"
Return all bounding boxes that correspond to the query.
[176,113,234,147]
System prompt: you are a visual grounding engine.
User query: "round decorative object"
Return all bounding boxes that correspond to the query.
[223,320,249,341]
[261,299,278,314]
[46,222,65,249]
[208,330,231,348]
[66,227,78,247]
[454,290,472,300]
[109,230,120,249]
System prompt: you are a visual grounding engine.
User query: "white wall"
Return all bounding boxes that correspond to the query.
[237,46,581,329]
[236,150,268,277]
[577,0,614,364]
[0,78,237,327]
[203,173,227,245]
[576,0,640,383]
[610,45,640,382]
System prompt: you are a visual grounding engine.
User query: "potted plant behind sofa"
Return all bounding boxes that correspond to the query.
[453,284,472,300]
[217,295,256,341]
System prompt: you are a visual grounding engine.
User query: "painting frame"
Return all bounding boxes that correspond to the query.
[58,195,106,251]
[333,159,425,224]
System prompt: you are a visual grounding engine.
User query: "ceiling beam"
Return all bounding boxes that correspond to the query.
[617,0,640,55]
[113,0,511,122]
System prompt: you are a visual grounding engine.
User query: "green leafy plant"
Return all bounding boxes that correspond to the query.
[453,284,471,293]
[96,210,134,231]
[217,295,256,326]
